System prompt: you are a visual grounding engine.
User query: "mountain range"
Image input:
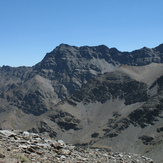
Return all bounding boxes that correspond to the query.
[0,43,163,162]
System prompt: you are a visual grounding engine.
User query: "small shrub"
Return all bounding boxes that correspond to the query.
[16,155,29,162]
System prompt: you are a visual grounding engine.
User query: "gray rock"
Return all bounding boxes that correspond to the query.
[0,130,16,137]
[58,140,66,146]
[0,153,5,158]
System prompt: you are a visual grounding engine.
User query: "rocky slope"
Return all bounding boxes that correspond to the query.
[0,43,163,162]
[23,63,162,162]
[0,130,153,163]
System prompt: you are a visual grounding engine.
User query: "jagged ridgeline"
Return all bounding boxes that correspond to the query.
[0,43,163,162]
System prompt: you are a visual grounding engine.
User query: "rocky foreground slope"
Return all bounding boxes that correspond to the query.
[0,44,163,162]
[0,130,153,163]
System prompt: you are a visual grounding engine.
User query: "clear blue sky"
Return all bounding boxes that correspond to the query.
[0,0,163,67]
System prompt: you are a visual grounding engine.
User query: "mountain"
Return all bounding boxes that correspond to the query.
[0,43,163,162]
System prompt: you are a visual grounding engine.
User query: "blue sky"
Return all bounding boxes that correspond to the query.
[0,0,163,67]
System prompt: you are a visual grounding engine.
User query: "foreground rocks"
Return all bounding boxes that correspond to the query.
[0,130,153,163]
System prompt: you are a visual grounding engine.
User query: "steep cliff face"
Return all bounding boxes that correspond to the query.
[33,44,119,100]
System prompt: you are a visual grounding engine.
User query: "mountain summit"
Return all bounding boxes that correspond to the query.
[32,43,163,102]
[0,43,163,162]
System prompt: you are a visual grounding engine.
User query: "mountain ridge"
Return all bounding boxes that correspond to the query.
[1,43,163,68]
[0,43,163,162]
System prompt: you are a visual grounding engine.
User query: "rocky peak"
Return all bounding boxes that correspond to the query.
[32,44,119,100]
[155,43,163,53]
[34,43,163,72]
[35,44,113,70]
